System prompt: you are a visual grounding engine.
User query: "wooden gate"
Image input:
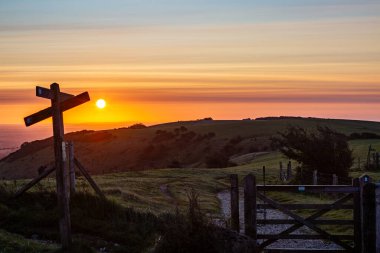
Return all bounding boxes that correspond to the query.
[229,174,377,253]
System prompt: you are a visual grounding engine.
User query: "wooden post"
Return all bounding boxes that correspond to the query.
[244,174,256,244]
[353,178,362,253]
[279,162,284,181]
[263,166,267,220]
[51,83,71,249]
[313,170,318,185]
[362,182,376,253]
[358,174,372,253]
[372,153,377,170]
[375,183,380,253]
[332,174,338,185]
[13,166,56,199]
[230,174,239,232]
[376,152,379,170]
[287,161,292,179]
[68,141,75,196]
[358,157,361,171]
[74,158,105,199]
[367,145,372,170]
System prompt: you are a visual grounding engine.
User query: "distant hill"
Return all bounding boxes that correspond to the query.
[1,117,380,179]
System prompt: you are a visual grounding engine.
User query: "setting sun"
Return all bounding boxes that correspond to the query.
[96,99,106,109]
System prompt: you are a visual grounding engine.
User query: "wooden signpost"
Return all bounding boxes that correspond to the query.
[24,83,90,250]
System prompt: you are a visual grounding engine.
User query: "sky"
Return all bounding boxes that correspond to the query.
[0,0,379,126]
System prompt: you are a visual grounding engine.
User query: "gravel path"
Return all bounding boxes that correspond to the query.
[217,190,344,250]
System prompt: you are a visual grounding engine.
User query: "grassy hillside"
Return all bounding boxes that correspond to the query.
[1,117,380,179]
[1,139,379,252]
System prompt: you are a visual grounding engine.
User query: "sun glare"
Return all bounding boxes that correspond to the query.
[96,99,106,109]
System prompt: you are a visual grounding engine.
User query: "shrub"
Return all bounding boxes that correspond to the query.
[272,126,353,178]
[128,123,147,129]
[205,152,236,168]
[155,189,218,253]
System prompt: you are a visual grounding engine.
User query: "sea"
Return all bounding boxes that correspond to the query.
[0,122,129,159]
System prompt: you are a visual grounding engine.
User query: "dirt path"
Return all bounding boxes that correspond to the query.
[217,190,343,250]
[159,184,178,205]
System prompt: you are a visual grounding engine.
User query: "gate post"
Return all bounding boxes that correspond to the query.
[313,170,318,185]
[362,182,376,253]
[279,162,284,182]
[353,178,362,253]
[332,174,338,185]
[376,183,380,253]
[244,174,257,249]
[287,161,292,179]
[230,174,239,232]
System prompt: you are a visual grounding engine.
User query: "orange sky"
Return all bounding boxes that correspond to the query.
[0,1,379,126]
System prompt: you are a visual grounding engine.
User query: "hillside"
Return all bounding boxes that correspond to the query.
[1,117,380,179]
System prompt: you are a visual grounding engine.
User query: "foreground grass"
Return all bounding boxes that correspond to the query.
[0,229,58,253]
[0,188,161,253]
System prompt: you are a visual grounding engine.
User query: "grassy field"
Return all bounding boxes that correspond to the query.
[1,136,379,251]
[6,138,380,215]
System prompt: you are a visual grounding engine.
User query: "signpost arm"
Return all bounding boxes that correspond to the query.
[51,83,72,249]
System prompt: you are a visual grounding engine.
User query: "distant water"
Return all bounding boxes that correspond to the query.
[0,122,129,159]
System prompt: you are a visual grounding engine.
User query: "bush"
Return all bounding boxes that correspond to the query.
[128,123,147,129]
[167,160,182,168]
[272,126,353,178]
[205,152,236,168]
[155,189,219,253]
[349,132,380,139]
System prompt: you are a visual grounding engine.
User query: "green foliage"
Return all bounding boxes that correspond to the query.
[205,152,236,168]
[272,126,354,178]
[155,189,219,253]
[0,188,160,253]
[0,229,58,253]
[127,123,147,129]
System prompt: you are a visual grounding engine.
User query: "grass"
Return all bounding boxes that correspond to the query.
[0,187,161,253]
[6,139,379,215]
[1,138,379,251]
[0,229,58,253]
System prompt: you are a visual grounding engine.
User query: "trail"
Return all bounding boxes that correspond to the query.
[217,190,343,250]
[159,184,178,205]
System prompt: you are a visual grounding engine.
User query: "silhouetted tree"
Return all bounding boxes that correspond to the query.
[128,123,147,129]
[272,126,353,177]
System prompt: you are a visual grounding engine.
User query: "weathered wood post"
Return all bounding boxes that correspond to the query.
[68,141,75,196]
[51,83,71,249]
[287,161,292,179]
[230,174,239,232]
[367,145,372,169]
[332,174,338,185]
[244,174,256,248]
[313,170,318,185]
[279,162,284,182]
[262,166,267,220]
[353,178,362,253]
[376,183,380,253]
[24,84,90,251]
[362,182,376,253]
[358,174,373,253]
[376,152,379,170]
